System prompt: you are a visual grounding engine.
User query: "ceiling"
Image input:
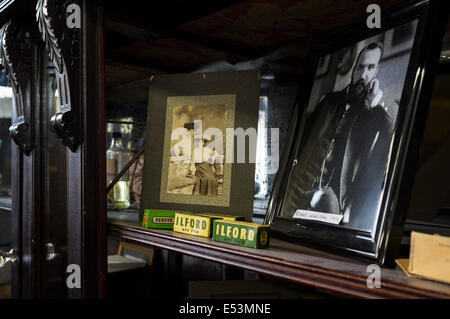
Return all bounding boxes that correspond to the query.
[103,0,450,87]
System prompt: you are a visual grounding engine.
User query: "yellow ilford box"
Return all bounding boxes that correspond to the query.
[173,212,216,238]
[212,220,270,249]
[173,212,246,238]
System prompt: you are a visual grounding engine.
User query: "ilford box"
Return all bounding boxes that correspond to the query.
[174,212,217,237]
[212,220,270,249]
[173,212,245,238]
[142,209,180,229]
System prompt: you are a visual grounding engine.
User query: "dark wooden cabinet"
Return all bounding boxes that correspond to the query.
[1,0,449,299]
[0,0,106,298]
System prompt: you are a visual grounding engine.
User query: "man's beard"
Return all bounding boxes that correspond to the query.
[348,79,370,106]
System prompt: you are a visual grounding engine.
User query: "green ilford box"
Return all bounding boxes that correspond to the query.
[212,220,270,249]
[142,209,179,229]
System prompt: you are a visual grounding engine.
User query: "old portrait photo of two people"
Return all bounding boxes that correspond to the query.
[281,19,418,232]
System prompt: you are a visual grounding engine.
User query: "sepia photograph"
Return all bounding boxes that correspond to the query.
[166,104,227,197]
[159,94,236,207]
[279,19,419,232]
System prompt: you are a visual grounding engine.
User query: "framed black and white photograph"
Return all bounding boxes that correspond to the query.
[140,70,260,221]
[266,0,448,263]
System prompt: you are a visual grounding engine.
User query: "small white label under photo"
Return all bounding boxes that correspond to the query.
[293,209,344,225]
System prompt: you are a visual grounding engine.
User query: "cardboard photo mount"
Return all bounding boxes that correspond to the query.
[140,70,261,221]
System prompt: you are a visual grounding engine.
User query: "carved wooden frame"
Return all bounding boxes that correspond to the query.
[0,19,34,155]
[0,0,15,11]
[36,0,81,152]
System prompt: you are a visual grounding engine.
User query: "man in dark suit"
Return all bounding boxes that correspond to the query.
[283,42,394,230]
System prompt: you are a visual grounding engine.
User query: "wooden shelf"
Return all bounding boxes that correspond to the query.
[107,214,450,299]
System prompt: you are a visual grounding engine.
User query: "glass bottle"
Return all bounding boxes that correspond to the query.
[106,132,130,209]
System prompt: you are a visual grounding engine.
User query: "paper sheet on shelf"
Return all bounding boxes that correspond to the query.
[396,232,450,285]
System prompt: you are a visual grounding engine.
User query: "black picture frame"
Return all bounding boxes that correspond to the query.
[265,0,449,264]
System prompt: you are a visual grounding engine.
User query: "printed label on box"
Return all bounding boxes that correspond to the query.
[173,212,215,238]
